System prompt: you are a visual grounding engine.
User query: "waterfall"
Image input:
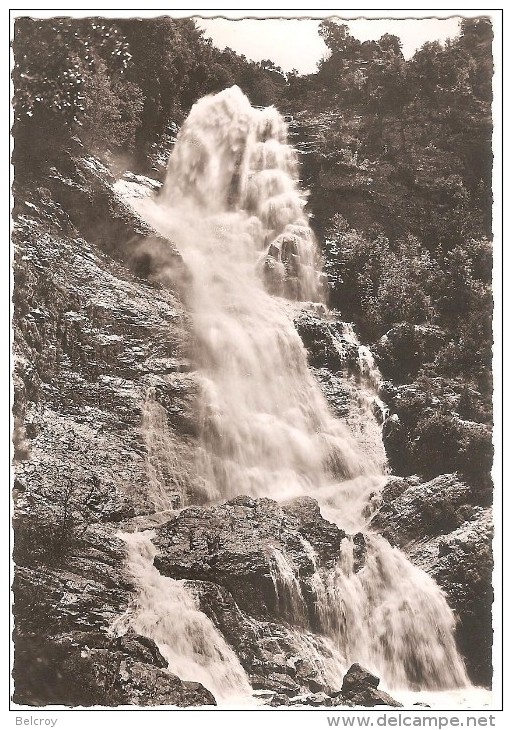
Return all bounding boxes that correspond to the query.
[141,387,187,512]
[312,536,467,690]
[268,547,309,627]
[125,85,469,698]
[117,531,253,703]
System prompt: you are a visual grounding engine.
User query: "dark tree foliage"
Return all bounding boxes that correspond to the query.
[290,18,494,485]
[12,16,287,170]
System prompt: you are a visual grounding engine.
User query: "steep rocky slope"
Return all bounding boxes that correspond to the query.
[12,153,209,705]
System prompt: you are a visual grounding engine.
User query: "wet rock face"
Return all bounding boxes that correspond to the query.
[184,579,341,697]
[372,475,493,687]
[281,496,344,568]
[294,309,360,375]
[153,496,343,620]
[13,519,216,707]
[44,156,188,290]
[292,304,388,472]
[13,150,490,705]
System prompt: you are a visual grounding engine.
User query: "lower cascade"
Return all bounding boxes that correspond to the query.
[118,531,253,703]
[121,86,469,703]
[312,536,467,689]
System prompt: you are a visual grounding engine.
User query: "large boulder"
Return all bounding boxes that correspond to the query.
[341,663,380,692]
[339,664,402,708]
[153,496,343,620]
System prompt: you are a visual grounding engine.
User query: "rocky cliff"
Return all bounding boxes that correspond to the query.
[12,150,491,707]
[13,151,208,705]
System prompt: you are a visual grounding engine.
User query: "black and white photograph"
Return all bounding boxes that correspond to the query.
[9,7,502,719]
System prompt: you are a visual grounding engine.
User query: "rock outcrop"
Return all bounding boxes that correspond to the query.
[408,509,493,688]
[153,495,343,621]
[339,663,402,707]
[370,474,475,548]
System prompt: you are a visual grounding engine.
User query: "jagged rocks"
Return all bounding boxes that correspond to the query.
[13,632,215,707]
[342,662,379,692]
[370,474,475,548]
[269,693,293,707]
[116,631,168,668]
[292,305,388,472]
[13,517,216,708]
[46,156,188,289]
[13,218,198,515]
[13,524,131,636]
[13,152,198,517]
[153,496,343,620]
[339,664,402,707]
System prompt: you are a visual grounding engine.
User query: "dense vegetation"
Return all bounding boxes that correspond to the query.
[12,17,286,175]
[287,19,493,492]
[13,16,494,490]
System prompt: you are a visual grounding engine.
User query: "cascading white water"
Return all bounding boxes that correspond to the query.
[311,536,467,689]
[268,547,309,627]
[125,85,469,699]
[136,86,383,506]
[141,387,186,512]
[116,531,253,703]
